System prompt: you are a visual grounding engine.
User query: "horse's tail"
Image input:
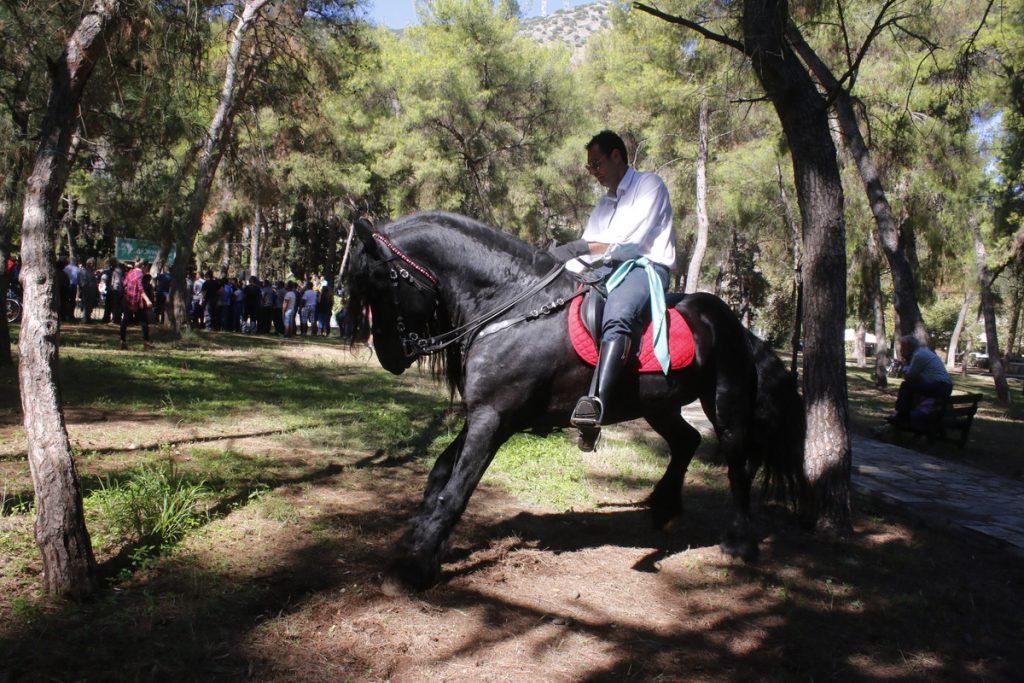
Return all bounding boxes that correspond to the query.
[745,330,817,529]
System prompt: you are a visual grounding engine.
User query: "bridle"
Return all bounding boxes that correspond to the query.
[368,233,441,359]
[368,232,578,360]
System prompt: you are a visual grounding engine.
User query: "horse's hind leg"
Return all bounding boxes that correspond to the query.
[644,408,701,529]
[706,393,758,561]
[395,407,505,590]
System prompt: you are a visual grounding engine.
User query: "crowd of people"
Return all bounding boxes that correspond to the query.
[187,270,344,338]
[6,256,360,344]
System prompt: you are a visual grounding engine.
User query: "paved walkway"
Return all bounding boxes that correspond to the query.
[678,406,1024,557]
[851,435,1024,557]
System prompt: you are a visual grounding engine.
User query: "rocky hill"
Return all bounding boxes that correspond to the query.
[519,1,613,59]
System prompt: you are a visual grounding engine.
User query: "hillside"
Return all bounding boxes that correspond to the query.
[519,1,613,58]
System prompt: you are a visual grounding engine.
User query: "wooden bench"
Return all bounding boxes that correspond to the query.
[893,392,984,447]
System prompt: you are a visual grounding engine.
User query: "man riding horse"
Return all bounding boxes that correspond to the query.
[557,130,677,451]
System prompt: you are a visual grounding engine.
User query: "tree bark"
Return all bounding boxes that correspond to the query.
[787,26,929,346]
[18,0,128,598]
[777,160,803,377]
[744,0,851,530]
[854,322,866,367]
[947,290,971,369]
[1004,268,1022,362]
[867,230,888,387]
[336,221,356,289]
[250,204,262,277]
[168,0,273,331]
[685,99,710,293]
[971,218,1010,403]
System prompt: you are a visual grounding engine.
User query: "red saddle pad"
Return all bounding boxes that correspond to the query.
[568,296,695,372]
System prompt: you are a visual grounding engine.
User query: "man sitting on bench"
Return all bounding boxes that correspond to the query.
[887,335,954,425]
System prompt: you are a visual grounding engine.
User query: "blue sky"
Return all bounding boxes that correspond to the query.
[364,0,593,29]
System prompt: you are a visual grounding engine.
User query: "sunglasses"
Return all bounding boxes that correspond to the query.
[585,155,606,172]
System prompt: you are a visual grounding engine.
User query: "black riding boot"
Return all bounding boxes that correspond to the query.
[570,335,631,451]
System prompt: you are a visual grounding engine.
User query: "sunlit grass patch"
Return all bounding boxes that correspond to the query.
[85,460,210,552]
[486,432,592,510]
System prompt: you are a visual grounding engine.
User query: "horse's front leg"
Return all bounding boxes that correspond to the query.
[421,426,467,508]
[393,406,506,590]
[644,408,702,529]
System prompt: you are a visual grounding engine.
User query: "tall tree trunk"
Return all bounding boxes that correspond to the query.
[168,0,273,331]
[787,27,929,346]
[250,204,262,277]
[854,322,866,367]
[971,218,1010,403]
[1004,267,1022,362]
[745,1,851,530]
[336,222,355,290]
[778,160,803,376]
[62,195,77,262]
[0,240,11,367]
[18,0,127,598]
[867,230,888,387]
[962,335,973,377]
[947,290,971,369]
[685,99,710,293]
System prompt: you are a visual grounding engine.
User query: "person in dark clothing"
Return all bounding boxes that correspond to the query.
[243,276,261,333]
[201,274,221,330]
[316,282,334,337]
[102,257,124,324]
[154,265,172,324]
[272,281,285,336]
[259,279,275,334]
[55,260,71,322]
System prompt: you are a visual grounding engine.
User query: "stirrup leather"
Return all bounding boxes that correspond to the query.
[570,395,604,428]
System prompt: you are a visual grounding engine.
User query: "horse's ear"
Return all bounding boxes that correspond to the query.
[353,218,381,256]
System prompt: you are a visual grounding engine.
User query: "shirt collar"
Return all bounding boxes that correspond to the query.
[607,166,637,199]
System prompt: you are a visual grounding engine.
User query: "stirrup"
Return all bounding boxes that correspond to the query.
[570,396,603,428]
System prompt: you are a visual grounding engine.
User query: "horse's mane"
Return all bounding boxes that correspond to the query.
[346,211,561,399]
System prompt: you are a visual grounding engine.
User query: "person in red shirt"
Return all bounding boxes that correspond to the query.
[120,259,153,350]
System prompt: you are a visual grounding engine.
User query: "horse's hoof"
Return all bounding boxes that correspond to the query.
[646,486,682,530]
[388,556,441,592]
[719,537,759,562]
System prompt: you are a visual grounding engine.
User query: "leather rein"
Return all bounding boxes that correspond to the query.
[370,232,581,360]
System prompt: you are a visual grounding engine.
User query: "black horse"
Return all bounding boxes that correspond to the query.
[348,211,814,589]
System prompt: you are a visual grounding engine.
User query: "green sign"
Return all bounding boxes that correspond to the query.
[115,237,177,264]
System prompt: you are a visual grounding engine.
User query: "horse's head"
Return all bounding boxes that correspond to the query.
[347,219,441,375]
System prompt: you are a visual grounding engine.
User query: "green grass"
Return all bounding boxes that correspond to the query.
[85,460,210,551]
[486,432,592,509]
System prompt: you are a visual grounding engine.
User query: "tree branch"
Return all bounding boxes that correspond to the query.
[632,2,744,52]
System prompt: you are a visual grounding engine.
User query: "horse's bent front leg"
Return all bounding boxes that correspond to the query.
[421,426,467,508]
[394,407,505,589]
[644,408,701,529]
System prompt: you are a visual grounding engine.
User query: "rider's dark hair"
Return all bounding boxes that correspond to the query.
[586,130,629,166]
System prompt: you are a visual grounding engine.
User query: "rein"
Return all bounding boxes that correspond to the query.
[371,232,573,359]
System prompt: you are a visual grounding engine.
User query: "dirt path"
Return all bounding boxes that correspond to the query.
[0,341,1021,681]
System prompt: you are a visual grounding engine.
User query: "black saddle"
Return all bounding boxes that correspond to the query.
[577,286,686,342]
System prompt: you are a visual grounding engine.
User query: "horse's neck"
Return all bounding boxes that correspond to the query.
[404,227,550,322]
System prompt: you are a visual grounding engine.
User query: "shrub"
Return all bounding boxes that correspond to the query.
[88,461,209,549]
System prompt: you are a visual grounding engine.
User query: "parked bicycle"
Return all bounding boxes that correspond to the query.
[6,287,21,324]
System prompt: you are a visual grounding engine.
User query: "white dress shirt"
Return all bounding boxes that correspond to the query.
[578,166,675,270]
